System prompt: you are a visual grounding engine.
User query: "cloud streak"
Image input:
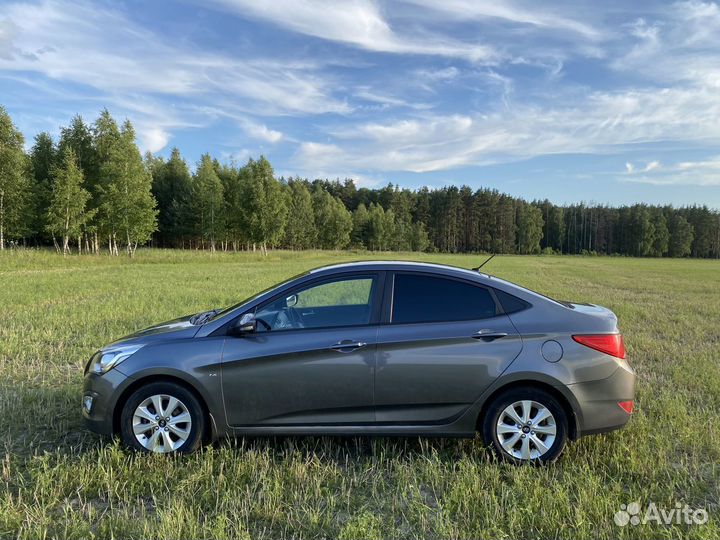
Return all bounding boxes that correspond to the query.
[624,157,720,186]
[204,0,498,62]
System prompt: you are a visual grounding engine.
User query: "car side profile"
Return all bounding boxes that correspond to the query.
[82,261,635,463]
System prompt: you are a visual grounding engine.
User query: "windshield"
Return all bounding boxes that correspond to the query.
[206,270,309,323]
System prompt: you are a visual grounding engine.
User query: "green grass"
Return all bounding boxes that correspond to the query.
[1,249,718,539]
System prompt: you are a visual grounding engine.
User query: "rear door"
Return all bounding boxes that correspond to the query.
[375,272,523,424]
[221,272,383,427]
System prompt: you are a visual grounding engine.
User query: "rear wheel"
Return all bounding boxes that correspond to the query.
[482,386,568,464]
[120,382,204,454]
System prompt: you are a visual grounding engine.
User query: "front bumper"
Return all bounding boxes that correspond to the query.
[82,368,130,435]
[566,359,636,436]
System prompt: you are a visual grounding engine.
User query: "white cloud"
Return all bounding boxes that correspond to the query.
[612,2,720,89]
[241,121,283,143]
[295,142,347,170]
[204,0,498,62]
[623,156,720,186]
[295,83,720,173]
[626,160,661,173]
[0,0,351,140]
[401,0,602,39]
[138,127,170,153]
[644,160,661,172]
[0,19,17,60]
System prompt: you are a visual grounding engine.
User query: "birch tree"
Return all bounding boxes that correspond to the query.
[313,187,352,249]
[46,148,95,254]
[282,178,316,249]
[59,115,99,252]
[95,113,157,255]
[242,157,288,255]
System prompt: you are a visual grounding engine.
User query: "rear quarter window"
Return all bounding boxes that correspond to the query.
[494,289,531,314]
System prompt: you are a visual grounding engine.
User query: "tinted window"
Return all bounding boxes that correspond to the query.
[494,289,531,314]
[255,276,375,331]
[391,274,497,324]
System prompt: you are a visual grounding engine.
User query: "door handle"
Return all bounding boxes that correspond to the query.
[472,330,508,341]
[330,341,367,352]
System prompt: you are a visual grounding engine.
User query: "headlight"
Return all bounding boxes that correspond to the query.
[89,344,144,374]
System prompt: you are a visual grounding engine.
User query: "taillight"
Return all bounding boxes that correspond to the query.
[572,333,626,359]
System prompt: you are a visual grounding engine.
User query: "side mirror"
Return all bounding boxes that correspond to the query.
[229,313,256,336]
[285,294,298,307]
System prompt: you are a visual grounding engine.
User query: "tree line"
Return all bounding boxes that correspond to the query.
[1,106,719,257]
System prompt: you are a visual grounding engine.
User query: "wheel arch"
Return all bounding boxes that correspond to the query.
[476,379,581,440]
[112,374,217,441]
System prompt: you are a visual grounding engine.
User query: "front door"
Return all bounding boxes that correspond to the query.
[375,272,523,424]
[221,273,382,426]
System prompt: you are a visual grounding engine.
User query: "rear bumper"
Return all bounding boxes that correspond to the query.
[566,360,636,437]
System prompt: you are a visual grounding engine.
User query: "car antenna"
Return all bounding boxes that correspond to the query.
[472,253,495,272]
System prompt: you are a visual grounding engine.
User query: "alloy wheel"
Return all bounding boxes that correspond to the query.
[132,394,192,453]
[496,399,557,460]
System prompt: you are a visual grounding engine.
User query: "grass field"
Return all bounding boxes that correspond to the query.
[1,249,718,539]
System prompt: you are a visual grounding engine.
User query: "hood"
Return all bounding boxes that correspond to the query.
[108,314,201,347]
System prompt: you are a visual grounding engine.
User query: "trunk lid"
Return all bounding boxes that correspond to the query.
[561,301,618,327]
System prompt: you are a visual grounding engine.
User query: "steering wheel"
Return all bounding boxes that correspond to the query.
[255,317,272,331]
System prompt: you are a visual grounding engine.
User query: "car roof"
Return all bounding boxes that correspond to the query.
[308,260,488,279]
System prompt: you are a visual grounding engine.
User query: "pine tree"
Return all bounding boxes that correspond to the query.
[151,148,193,247]
[0,106,32,249]
[216,162,244,250]
[46,148,95,255]
[283,178,316,249]
[29,132,56,243]
[192,154,225,251]
[389,188,415,251]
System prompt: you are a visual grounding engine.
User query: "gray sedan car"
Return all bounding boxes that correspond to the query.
[82,261,635,463]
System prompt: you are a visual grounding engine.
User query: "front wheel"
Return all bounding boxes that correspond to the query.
[482,386,568,464]
[120,382,205,454]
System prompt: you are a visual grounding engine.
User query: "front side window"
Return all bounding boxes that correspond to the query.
[391,274,497,324]
[255,276,376,331]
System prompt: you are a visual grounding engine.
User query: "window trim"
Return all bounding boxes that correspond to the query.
[384,271,503,325]
[228,271,385,335]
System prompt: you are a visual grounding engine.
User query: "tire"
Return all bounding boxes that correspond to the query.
[120,382,205,454]
[482,386,568,465]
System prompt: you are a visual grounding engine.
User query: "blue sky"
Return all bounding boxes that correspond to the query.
[2,0,720,206]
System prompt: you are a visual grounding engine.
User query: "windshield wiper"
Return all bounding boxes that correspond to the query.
[190,309,220,325]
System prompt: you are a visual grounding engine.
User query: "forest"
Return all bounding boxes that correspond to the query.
[1,106,719,257]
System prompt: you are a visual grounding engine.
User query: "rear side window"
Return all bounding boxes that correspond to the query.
[391,274,497,324]
[494,289,531,314]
